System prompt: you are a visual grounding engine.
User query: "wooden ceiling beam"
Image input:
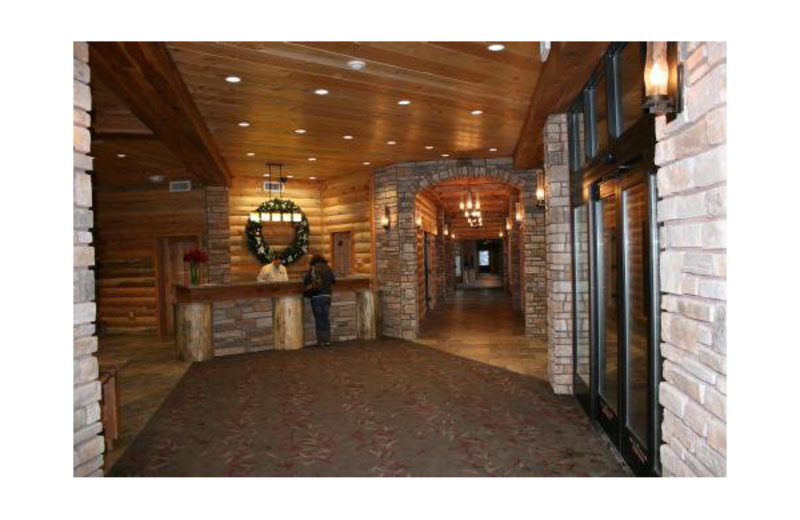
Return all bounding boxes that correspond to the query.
[90,42,231,186]
[513,42,609,169]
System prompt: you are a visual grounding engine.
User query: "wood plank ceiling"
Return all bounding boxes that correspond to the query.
[91,42,544,184]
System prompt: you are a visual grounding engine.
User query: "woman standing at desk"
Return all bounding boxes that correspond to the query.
[303,254,335,347]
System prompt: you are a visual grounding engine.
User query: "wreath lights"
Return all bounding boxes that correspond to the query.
[245,198,309,265]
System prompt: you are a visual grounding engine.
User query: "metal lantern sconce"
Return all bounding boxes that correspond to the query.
[643,42,684,118]
[381,206,391,230]
[515,202,523,223]
[415,214,423,229]
[535,174,547,211]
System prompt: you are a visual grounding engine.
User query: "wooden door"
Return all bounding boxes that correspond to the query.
[332,231,352,277]
[158,236,199,336]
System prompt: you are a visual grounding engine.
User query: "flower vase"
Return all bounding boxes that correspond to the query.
[190,263,200,285]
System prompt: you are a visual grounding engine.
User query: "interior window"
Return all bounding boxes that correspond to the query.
[595,74,609,154]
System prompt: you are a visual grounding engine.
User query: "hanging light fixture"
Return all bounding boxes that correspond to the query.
[643,42,684,117]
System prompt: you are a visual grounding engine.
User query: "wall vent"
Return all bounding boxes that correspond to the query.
[263,181,284,193]
[169,180,192,192]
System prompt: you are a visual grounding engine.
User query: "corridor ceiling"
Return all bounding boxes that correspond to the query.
[90,42,608,187]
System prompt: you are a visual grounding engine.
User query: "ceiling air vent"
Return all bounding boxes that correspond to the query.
[169,180,192,192]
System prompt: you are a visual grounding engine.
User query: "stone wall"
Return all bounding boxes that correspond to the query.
[205,187,231,284]
[74,41,104,477]
[211,292,360,356]
[212,298,273,356]
[544,114,574,394]
[373,158,545,340]
[656,42,727,477]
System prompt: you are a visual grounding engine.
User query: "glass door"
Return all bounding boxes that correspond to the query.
[589,167,660,476]
[594,180,621,441]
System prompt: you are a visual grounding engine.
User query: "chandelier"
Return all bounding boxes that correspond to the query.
[459,180,482,228]
[249,163,302,224]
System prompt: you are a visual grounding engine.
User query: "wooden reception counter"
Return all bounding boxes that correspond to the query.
[174,276,376,361]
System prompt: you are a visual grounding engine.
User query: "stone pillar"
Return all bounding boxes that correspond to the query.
[656,42,727,477]
[544,114,574,394]
[435,206,447,302]
[74,42,104,477]
[522,187,546,339]
[204,186,231,284]
[373,167,403,338]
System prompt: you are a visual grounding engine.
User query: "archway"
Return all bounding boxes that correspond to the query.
[372,158,546,341]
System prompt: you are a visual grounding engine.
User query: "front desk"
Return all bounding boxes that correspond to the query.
[174,276,377,361]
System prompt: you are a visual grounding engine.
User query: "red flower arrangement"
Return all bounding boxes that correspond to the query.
[183,248,209,285]
[183,248,209,265]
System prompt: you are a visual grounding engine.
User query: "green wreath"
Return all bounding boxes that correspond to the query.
[245,198,309,265]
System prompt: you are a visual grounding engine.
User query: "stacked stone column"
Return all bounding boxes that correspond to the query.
[74,42,104,477]
[656,42,727,477]
[204,186,231,284]
[544,114,574,394]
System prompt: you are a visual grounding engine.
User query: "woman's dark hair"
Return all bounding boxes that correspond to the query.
[309,254,328,266]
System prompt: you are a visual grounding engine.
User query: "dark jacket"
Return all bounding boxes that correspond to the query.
[303,262,335,297]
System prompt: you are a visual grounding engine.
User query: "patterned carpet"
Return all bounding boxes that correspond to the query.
[109,339,627,477]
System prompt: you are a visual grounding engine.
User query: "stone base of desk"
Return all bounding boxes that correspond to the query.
[208,292,361,357]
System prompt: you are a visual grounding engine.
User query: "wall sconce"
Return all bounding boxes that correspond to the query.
[506,218,512,232]
[444,223,450,236]
[381,206,391,230]
[499,231,504,238]
[536,174,547,211]
[415,214,423,229]
[515,202,523,223]
[643,42,684,117]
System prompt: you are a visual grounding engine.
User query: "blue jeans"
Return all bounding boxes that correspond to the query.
[310,295,331,343]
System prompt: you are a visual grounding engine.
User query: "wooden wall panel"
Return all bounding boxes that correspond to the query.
[321,171,373,276]
[94,187,206,335]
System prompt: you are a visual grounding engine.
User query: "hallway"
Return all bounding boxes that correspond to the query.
[417,286,548,378]
[109,339,626,477]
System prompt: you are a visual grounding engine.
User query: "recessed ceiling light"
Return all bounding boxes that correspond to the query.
[471,109,483,115]
[287,175,294,179]
[441,153,450,157]
[263,174,270,178]
[308,157,317,161]
[347,60,367,71]
[238,121,250,127]
[363,162,371,165]
[148,174,164,183]
[397,99,411,105]
[225,76,241,83]
[310,176,317,180]
[294,129,307,134]
[116,153,126,158]
[343,135,354,140]
[425,145,434,150]
[386,140,396,145]
[314,88,329,95]
[489,148,498,152]
[246,152,255,157]
[487,43,505,52]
